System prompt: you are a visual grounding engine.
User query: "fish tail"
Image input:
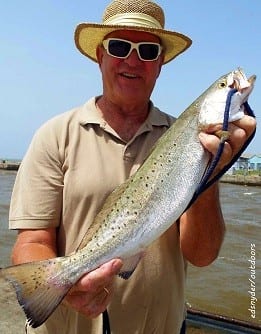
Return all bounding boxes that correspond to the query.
[0,258,73,328]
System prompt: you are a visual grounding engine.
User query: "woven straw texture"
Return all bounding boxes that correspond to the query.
[103,0,165,27]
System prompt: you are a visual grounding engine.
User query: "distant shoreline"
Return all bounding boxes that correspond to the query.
[1,162,260,187]
[220,174,261,187]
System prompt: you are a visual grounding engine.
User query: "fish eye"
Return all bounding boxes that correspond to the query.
[219,81,227,88]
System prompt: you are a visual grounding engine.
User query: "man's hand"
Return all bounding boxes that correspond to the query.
[199,115,256,173]
[64,259,123,318]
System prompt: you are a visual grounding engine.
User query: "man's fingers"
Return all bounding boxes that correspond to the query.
[75,259,123,292]
[232,115,256,139]
[199,115,256,172]
[64,259,123,317]
[87,285,114,318]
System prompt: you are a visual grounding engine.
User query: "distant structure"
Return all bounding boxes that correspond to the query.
[0,159,20,170]
[248,154,261,170]
[228,154,261,174]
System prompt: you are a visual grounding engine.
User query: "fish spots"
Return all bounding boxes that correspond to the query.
[102,221,108,227]
[109,225,117,238]
[32,275,42,288]
[124,195,135,205]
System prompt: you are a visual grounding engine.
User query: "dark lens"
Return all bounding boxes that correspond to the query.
[139,44,159,60]
[108,40,131,58]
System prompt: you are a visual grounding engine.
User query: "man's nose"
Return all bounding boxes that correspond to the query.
[124,49,142,65]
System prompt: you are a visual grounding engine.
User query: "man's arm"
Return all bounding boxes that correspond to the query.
[11,228,57,263]
[180,115,256,266]
[180,183,225,266]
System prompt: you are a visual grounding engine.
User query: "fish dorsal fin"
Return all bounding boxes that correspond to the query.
[76,177,133,251]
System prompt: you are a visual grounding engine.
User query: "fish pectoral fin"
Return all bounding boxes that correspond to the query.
[0,258,72,328]
[118,252,144,280]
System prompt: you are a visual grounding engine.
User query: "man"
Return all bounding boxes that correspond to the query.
[9,1,256,333]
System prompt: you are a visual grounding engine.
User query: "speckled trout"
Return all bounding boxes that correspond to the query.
[0,69,256,328]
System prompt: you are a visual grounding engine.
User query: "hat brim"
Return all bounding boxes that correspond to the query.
[74,23,192,64]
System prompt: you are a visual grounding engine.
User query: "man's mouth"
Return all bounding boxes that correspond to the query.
[120,72,139,79]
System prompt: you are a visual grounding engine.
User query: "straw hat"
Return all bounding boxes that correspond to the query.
[74,0,192,64]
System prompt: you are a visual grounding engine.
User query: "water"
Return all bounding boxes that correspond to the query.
[0,171,17,266]
[186,183,260,325]
[0,171,260,332]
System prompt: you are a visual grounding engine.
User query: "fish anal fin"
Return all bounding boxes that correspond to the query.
[119,252,144,280]
[0,259,72,328]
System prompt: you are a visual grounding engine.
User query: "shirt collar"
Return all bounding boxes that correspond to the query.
[78,97,103,125]
[79,97,171,129]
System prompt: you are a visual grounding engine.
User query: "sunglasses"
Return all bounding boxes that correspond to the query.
[102,38,162,61]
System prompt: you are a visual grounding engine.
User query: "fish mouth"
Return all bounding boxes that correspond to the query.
[248,74,257,85]
[228,68,256,92]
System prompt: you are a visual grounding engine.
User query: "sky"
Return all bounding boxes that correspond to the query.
[0,0,260,159]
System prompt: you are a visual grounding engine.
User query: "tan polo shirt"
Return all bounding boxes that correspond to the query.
[9,97,186,334]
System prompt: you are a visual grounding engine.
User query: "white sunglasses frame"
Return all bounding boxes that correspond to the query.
[102,38,163,61]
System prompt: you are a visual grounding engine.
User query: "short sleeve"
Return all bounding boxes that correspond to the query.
[9,120,64,229]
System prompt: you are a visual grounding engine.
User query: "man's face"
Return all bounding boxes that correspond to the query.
[96,30,164,106]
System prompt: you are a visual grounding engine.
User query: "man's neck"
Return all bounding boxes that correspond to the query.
[96,96,150,142]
